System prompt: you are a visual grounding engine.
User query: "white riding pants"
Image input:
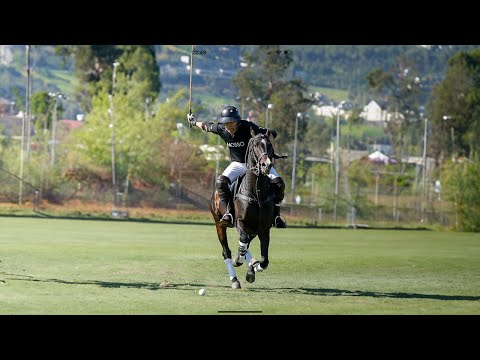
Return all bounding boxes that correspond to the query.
[222,161,279,183]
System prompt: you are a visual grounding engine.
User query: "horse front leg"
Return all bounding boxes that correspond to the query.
[232,230,251,267]
[234,231,257,284]
[250,229,270,273]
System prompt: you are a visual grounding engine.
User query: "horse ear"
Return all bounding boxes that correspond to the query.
[250,128,256,138]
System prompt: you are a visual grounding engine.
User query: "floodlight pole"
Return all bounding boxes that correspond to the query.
[266,103,273,128]
[421,117,428,223]
[110,61,120,208]
[290,113,301,215]
[333,104,342,224]
[19,46,30,205]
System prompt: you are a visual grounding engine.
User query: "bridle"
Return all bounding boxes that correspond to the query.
[235,134,273,207]
[245,134,273,177]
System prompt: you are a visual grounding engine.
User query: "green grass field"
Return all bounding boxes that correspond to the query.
[0,217,479,314]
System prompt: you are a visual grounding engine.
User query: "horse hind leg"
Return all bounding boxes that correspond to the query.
[216,221,241,289]
[225,258,241,289]
[222,245,242,290]
[212,196,241,290]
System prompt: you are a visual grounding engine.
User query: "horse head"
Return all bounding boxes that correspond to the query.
[246,130,275,176]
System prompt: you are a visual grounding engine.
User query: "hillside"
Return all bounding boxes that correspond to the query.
[0,45,78,117]
[2,45,480,117]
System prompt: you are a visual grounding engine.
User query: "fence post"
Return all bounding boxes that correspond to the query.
[33,190,39,212]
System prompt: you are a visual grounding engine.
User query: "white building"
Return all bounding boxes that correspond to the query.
[360,100,388,122]
[360,100,405,123]
[312,105,345,117]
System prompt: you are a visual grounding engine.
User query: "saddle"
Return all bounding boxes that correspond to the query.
[222,174,245,227]
[233,173,274,206]
[231,173,245,201]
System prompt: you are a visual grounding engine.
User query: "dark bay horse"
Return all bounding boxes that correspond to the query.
[210,130,285,289]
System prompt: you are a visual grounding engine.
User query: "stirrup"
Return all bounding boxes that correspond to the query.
[274,215,287,228]
[219,213,234,228]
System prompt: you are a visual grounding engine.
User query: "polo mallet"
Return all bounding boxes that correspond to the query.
[188,45,194,127]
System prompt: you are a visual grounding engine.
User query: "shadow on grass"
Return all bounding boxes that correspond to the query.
[3,273,230,291]
[4,273,478,301]
[248,286,480,301]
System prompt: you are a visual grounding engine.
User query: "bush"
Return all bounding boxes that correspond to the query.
[442,157,480,232]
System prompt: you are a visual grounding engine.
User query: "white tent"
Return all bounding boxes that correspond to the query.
[368,150,397,164]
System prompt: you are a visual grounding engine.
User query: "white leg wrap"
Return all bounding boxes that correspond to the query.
[238,240,248,252]
[249,258,263,272]
[236,241,247,263]
[224,258,237,280]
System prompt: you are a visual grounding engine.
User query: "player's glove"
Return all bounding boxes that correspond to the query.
[187,114,197,128]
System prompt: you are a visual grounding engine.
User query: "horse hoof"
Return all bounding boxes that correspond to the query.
[233,255,245,267]
[231,280,241,289]
[249,258,262,272]
[246,266,255,283]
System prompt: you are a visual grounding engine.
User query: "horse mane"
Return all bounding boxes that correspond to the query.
[245,135,258,166]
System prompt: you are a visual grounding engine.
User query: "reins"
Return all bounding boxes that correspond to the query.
[241,136,274,207]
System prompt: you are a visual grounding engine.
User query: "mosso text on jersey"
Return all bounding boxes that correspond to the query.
[227,142,245,147]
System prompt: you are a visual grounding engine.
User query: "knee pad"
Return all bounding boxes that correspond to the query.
[271,177,285,202]
[216,175,231,191]
[271,177,285,190]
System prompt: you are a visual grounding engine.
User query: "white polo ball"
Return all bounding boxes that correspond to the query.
[198,288,206,296]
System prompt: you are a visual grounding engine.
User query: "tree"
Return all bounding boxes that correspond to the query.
[233,46,314,182]
[442,158,480,232]
[55,45,160,112]
[345,108,363,152]
[366,56,423,159]
[73,79,205,196]
[115,46,161,103]
[305,115,331,158]
[30,91,64,134]
[55,46,121,111]
[234,46,313,138]
[427,49,480,163]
